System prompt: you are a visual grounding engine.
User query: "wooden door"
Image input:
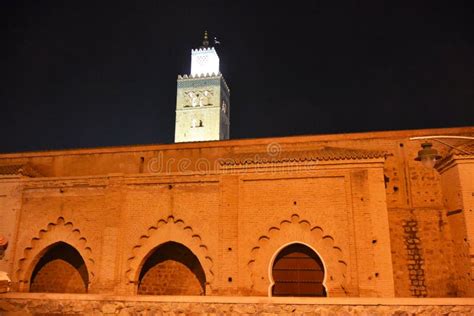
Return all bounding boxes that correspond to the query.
[272,243,326,296]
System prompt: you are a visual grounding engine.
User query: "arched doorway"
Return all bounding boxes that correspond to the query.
[271,243,326,297]
[137,241,206,295]
[30,242,88,293]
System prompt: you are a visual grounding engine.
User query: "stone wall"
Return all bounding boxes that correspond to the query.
[388,208,460,297]
[175,75,228,142]
[439,158,474,296]
[0,179,22,274]
[1,293,473,315]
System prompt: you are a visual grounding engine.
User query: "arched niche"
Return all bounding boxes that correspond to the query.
[125,215,214,294]
[30,242,88,293]
[137,241,206,295]
[247,214,348,296]
[16,217,95,292]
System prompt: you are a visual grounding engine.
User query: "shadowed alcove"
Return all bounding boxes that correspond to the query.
[137,241,206,295]
[30,242,88,293]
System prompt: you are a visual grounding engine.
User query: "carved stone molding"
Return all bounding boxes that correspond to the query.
[15,217,95,292]
[125,215,214,292]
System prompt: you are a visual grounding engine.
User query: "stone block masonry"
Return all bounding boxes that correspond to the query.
[1,293,474,315]
[403,219,426,297]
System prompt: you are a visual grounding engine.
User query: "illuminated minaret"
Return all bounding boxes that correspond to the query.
[174,31,230,143]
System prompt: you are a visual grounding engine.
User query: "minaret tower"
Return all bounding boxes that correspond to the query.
[174,31,230,143]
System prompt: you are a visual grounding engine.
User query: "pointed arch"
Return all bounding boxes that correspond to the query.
[137,241,206,295]
[16,217,95,292]
[125,216,214,293]
[247,214,347,297]
[30,241,89,293]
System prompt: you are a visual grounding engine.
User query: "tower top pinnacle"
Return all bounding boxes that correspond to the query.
[175,31,230,143]
[191,31,219,76]
[201,30,210,48]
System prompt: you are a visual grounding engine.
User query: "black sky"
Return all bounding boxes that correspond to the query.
[2,1,473,152]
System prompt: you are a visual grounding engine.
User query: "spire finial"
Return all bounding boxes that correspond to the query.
[202,30,209,48]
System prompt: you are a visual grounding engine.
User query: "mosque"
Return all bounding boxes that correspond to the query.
[0,33,473,314]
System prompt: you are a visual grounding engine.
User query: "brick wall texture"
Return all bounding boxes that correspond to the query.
[137,242,205,295]
[138,260,203,295]
[29,259,86,294]
[0,126,473,298]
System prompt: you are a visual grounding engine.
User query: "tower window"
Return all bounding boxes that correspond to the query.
[191,119,204,128]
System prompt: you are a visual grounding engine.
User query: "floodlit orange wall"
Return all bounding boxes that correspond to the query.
[0,126,473,297]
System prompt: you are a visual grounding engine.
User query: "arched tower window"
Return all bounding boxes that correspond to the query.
[138,241,205,295]
[30,242,88,293]
[272,243,326,297]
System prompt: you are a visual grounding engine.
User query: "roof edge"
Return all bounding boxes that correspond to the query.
[1,126,473,159]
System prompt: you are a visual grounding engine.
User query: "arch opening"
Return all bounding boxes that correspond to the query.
[271,243,326,297]
[30,242,88,293]
[137,241,206,295]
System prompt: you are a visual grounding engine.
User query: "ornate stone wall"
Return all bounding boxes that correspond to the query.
[0,126,473,298]
[175,74,230,142]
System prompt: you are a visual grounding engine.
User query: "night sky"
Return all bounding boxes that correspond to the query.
[2,1,473,153]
